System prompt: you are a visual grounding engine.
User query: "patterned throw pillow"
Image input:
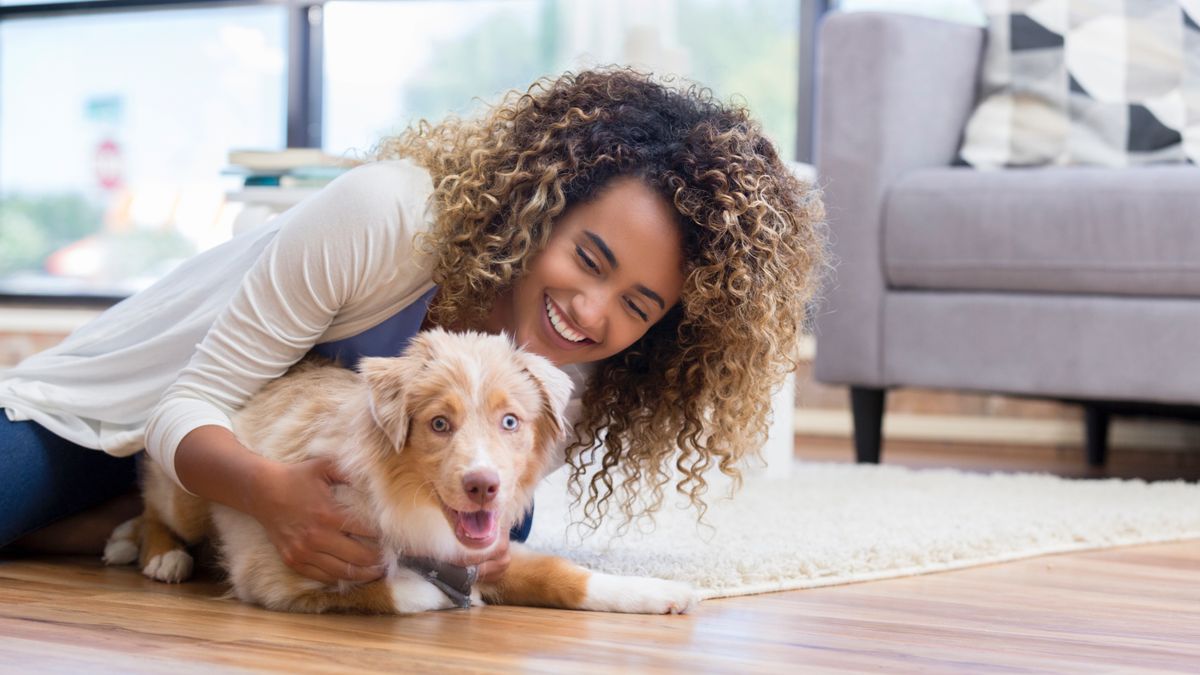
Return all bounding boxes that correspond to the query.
[960,0,1200,168]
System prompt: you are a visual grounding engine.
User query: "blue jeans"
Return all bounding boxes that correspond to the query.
[0,416,139,549]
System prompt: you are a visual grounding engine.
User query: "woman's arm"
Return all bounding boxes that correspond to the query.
[175,425,385,584]
[144,161,435,583]
[144,160,434,492]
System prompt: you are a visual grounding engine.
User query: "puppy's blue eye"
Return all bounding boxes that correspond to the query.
[501,414,519,431]
[431,416,451,433]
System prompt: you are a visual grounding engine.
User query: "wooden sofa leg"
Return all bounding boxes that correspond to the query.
[850,387,886,464]
[1084,404,1110,467]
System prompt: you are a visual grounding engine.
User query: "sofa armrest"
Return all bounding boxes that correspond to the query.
[812,11,984,386]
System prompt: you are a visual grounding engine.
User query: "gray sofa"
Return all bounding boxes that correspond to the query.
[811,11,1200,465]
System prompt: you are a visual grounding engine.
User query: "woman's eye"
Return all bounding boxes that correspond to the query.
[625,298,648,321]
[430,416,451,433]
[501,414,520,431]
[575,245,599,272]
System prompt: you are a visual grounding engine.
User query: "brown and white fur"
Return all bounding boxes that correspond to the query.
[104,329,698,615]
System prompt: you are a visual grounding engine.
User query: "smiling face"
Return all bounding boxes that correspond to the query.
[488,176,687,366]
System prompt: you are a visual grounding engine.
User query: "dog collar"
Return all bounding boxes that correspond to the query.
[398,555,477,609]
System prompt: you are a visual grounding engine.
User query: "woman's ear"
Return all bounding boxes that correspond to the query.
[358,356,422,452]
[515,350,574,454]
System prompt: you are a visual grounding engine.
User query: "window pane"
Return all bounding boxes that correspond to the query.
[324,0,799,161]
[0,6,287,297]
[323,0,553,158]
[677,0,800,159]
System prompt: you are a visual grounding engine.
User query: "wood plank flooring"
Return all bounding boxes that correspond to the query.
[2,438,1197,674]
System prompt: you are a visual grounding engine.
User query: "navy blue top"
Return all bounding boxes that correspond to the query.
[310,285,438,370]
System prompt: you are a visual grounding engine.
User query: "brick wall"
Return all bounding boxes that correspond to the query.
[0,305,103,368]
[0,330,70,368]
[792,359,1082,421]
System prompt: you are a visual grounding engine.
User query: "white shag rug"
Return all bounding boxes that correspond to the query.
[524,461,1200,600]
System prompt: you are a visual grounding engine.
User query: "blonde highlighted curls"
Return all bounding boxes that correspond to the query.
[372,68,826,529]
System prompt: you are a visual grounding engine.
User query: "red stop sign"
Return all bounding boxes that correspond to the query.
[95,139,123,190]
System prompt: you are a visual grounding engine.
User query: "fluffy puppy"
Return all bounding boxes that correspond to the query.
[105,329,698,615]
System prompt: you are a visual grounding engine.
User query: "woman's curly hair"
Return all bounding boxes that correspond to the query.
[372,68,826,529]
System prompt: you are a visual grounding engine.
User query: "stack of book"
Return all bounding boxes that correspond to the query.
[225,148,350,188]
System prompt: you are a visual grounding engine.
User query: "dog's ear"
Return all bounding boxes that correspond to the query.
[358,355,422,452]
[514,350,575,454]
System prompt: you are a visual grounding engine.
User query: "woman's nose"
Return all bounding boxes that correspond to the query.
[571,291,607,332]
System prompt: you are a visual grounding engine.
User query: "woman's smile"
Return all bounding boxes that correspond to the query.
[491,176,686,366]
[544,295,594,347]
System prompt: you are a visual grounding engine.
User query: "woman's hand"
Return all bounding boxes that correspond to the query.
[251,457,386,585]
[458,530,511,584]
[173,426,384,585]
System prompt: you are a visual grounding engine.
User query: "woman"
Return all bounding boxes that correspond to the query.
[0,68,825,586]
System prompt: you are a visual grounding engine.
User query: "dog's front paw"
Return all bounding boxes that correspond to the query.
[142,549,194,583]
[583,573,700,615]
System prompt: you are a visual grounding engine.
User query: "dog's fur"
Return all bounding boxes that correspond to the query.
[104,329,697,615]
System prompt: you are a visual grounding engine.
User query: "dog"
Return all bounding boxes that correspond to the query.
[104,329,698,615]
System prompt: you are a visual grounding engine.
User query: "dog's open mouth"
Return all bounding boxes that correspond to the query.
[444,506,500,548]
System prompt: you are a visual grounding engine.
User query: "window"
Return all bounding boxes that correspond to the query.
[2,0,816,302]
[0,3,287,298]
[324,0,800,162]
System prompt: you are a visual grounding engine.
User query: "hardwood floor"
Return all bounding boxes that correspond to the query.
[2,438,1196,674]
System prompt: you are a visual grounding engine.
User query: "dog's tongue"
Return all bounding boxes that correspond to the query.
[458,510,496,539]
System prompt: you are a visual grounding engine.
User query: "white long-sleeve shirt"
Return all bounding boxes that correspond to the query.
[0,159,587,490]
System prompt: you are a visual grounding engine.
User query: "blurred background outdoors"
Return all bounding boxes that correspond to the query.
[0,0,814,299]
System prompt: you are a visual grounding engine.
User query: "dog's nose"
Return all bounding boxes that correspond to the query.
[463,469,500,506]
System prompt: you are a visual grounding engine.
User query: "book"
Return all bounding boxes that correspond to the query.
[243,175,282,187]
[227,148,348,172]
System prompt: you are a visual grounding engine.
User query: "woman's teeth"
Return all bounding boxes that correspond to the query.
[545,297,587,343]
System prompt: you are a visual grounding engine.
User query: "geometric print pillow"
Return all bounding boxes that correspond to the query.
[960,0,1200,168]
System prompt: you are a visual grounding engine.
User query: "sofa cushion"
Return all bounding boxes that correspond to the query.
[958,0,1200,168]
[883,166,1200,297]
